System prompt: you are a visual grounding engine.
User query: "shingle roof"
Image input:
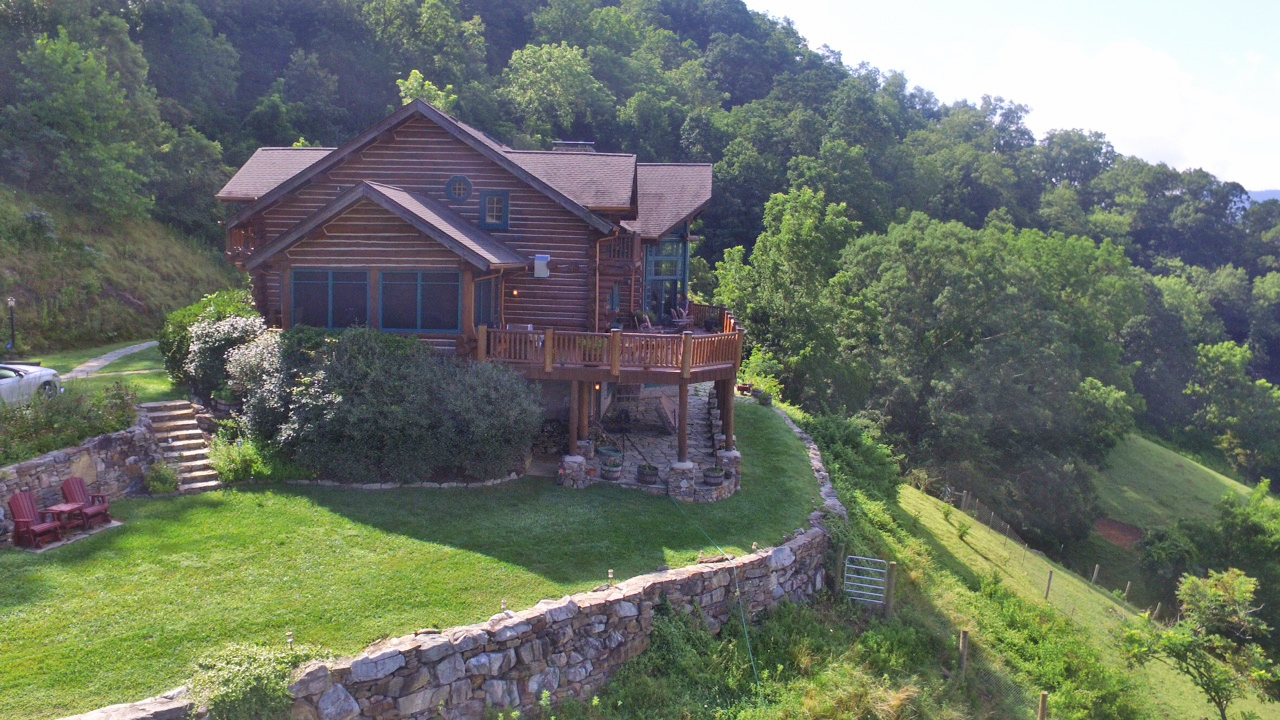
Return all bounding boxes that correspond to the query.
[505,151,636,209]
[624,164,714,239]
[216,147,334,201]
[365,182,526,268]
[245,182,525,271]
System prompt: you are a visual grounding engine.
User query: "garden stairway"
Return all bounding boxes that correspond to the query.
[139,400,222,493]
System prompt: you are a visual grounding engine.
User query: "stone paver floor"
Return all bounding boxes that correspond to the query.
[599,382,722,479]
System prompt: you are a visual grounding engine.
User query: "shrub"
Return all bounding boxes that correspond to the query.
[738,347,785,401]
[158,290,256,383]
[144,462,178,493]
[184,315,265,400]
[0,383,137,465]
[209,434,261,484]
[279,328,541,483]
[803,414,901,500]
[188,643,319,720]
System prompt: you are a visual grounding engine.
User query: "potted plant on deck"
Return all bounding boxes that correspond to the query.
[599,454,624,481]
[702,463,725,486]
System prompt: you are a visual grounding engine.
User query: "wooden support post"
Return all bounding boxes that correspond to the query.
[958,630,970,680]
[680,331,693,378]
[476,325,488,361]
[678,380,689,463]
[1045,570,1054,601]
[610,328,621,376]
[883,561,898,618]
[544,328,555,374]
[568,381,580,453]
[461,268,475,338]
[1037,691,1048,720]
[579,381,590,440]
[1091,564,1101,584]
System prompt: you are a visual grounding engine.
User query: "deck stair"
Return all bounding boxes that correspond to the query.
[139,400,222,494]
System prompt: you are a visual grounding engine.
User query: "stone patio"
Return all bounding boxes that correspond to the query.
[558,382,742,502]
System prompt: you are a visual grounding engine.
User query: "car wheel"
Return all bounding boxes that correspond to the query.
[39,382,56,399]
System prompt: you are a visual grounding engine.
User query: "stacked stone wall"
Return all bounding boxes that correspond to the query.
[1,412,160,544]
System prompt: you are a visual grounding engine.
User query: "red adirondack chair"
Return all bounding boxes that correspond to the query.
[7,491,63,548]
[61,477,111,529]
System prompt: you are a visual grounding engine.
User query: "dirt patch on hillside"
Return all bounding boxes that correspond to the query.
[1095,518,1144,550]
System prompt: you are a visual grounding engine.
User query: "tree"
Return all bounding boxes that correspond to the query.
[396,69,456,111]
[0,27,151,219]
[1125,569,1279,720]
[1186,341,1280,481]
[501,42,613,141]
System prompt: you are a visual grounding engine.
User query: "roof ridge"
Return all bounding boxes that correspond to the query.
[637,162,713,167]
[507,150,637,158]
[256,146,336,151]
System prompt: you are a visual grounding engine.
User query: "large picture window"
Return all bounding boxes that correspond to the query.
[381,271,461,332]
[292,270,368,328]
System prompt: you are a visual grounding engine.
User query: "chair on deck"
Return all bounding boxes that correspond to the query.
[633,312,656,332]
[8,491,63,548]
[61,477,111,529]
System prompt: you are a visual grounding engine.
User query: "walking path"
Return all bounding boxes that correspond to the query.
[64,340,158,379]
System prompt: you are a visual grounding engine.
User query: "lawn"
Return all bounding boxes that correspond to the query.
[62,373,185,404]
[23,339,152,374]
[895,487,1272,720]
[0,401,820,720]
[95,344,165,374]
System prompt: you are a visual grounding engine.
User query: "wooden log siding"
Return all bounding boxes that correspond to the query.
[285,200,462,270]
[253,115,600,332]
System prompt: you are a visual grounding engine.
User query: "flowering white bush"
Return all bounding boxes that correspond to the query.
[184,314,265,399]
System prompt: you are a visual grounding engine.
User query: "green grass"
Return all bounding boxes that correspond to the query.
[0,402,820,719]
[24,339,151,374]
[62,373,184,404]
[95,344,164,374]
[895,487,1271,719]
[1094,435,1256,530]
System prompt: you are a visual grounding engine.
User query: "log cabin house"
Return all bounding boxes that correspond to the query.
[216,100,743,464]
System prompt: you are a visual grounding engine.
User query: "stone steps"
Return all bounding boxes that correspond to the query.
[140,401,222,494]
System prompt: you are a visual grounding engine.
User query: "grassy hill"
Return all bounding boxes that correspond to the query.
[0,185,239,354]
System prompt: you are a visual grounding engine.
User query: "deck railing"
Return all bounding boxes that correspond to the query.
[478,305,743,378]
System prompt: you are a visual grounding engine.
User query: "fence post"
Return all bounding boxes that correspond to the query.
[958,629,969,681]
[610,328,621,376]
[1124,581,1131,600]
[1153,601,1161,621]
[837,545,846,596]
[883,561,898,618]
[1044,570,1054,601]
[543,328,555,373]
[1037,691,1048,720]
[1091,564,1100,584]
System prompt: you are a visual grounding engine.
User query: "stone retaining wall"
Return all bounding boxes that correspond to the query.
[58,406,844,720]
[1,412,160,544]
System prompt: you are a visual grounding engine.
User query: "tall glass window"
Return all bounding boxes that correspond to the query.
[478,191,510,230]
[475,278,498,327]
[381,271,460,332]
[643,236,688,320]
[292,270,368,328]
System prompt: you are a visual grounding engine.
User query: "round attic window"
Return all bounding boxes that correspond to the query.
[445,175,472,202]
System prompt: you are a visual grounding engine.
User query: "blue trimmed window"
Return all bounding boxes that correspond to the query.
[475,277,498,327]
[381,271,461,333]
[444,175,472,203]
[478,190,510,230]
[292,270,368,328]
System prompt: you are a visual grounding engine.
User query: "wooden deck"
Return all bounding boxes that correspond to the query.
[478,326,742,383]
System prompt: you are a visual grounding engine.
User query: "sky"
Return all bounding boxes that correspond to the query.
[742,0,1280,192]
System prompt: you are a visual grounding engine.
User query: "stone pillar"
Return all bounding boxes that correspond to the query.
[716,449,742,480]
[677,381,689,463]
[559,455,590,489]
[666,461,697,503]
[576,439,594,459]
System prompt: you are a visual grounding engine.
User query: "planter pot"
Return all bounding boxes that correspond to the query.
[702,468,726,486]
[758,392,773,406]
[636,465,660,485]
[597,446,624,463]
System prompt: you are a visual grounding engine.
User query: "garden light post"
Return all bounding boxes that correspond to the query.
[6,297,14,354]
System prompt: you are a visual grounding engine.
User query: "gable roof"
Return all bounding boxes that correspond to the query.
[505,151,636,210]
[624,164,714,239]
[216,147,335,201]
[244,181,527,272]
[224,100,614,234]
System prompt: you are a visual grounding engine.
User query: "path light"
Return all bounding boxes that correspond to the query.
[501,598,508,612]
[286,631,294,649]
[752,542,758,552]
[608,568,614,585]
[6,297,14,353]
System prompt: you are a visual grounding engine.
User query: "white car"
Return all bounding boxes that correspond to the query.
[0,363,63,405]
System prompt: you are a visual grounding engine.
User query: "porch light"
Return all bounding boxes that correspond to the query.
[594,383,600,391]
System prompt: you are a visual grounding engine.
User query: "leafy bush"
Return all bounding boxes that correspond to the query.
[188,643,318,720]
[158,290,256,383]
[803,414,901,500]
[279,328,541,483]
[738,347,785,401]
[209,434,260,484]
[0,383,137,465]
[225,328,337,443]
[144,462,178,493]
[184,314,266,400]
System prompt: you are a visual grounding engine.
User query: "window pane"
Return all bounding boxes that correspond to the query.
[421,272,456,285]
[293,281,329,328]
[382,281,418,329]
[332,279,367,327]
[295,270,328,283]
[333,271,366,284]
[383,272,417,284]
[421,278,459,330]
[486,195,505,224]
[475,279,495,326]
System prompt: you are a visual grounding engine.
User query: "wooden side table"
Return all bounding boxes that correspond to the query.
[45,502,86,532]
